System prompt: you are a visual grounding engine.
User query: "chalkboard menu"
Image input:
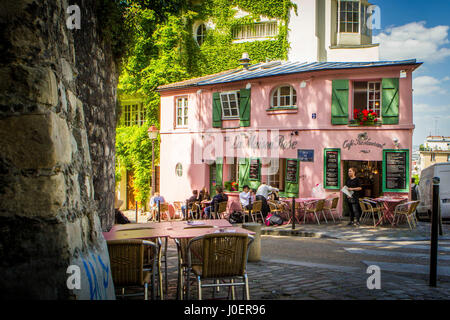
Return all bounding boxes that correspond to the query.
[249,159,260,180]
[324,149,340,189]
[286,159,299,183]
[384,150,408,191]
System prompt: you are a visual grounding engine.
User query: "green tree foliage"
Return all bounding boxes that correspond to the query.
[115,0,295,204]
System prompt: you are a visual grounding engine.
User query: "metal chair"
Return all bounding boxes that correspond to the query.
[304,199,326,225]
[244,200,264,223]
[323,197,339,222]
[190,202,202,220]
[185,233,255,300]
[212,201,228,219]
[159,203,171,221]
[107,239,161,300]
[359,199,381,227]
[172,201,184,220]
[394,200,420,229]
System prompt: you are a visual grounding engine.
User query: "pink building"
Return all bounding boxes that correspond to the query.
[157,60,422,215]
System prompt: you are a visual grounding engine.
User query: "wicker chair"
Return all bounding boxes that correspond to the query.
[159,203,170,221]
[107,239,161,300]
[304,199,326,224]
[172,201,184,220]
[190,202,202,220]
[185,233,255,300]
[359,199,381,227]
[212,201,228,219]
[394,200,420,229]
[323,197,339,222]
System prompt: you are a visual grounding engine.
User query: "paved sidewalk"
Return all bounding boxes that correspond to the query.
[259,219,450,242]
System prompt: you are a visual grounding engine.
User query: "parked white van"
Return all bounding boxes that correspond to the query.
[417,163,450,219]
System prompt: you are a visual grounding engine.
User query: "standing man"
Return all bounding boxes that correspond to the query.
[256,181,279,218]
[148,192,165,221]
[411,178,418,201]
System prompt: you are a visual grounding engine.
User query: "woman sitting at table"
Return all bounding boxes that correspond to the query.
[345,167,362,226]
[199,187,211,201]
[204,186,228,219]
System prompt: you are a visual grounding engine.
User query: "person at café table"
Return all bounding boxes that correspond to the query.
[239,185,252,210]
[148,192,165,221]
[182,189,199,219]
[199,187,211,202]
[256,181,279,218]
[345,167,362,226]
[204,186,228,219]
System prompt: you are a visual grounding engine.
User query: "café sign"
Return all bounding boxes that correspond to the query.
[342,132,386,151]
[232,134,298,150]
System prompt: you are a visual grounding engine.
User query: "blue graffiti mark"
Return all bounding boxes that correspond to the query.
[97,255,110,289]
[80,253,112,300]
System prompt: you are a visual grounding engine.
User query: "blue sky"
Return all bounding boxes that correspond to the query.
[371,0,450,146]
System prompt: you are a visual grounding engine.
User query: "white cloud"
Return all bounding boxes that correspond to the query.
[414,103,450,115]
[374,21,450,63]
[413,76,448,96]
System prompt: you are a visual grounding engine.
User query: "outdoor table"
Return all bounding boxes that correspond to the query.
[372,197,408,227]
[281,197,321,224]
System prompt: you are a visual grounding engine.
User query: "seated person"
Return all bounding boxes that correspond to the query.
[182,190,199,219]
[199,187,211,201]
[148,192,165,221]
[239,185,252,210]
[204,186,228,219]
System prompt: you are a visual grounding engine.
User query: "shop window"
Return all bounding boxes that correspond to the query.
[122,103,147,127]
[271,85,297,108]
[195,23,207,46]
[175,97,188,127]
[353,81,381,118]
[262,159,285,191]
[175,163,183,177]
[232,21,278,40]
[220,91,240,119]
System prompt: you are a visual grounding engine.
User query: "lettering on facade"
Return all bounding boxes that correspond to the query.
[232,134,298,150]
[343,132,386,151]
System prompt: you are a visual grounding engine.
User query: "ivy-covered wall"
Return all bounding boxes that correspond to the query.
[116,0,295,205]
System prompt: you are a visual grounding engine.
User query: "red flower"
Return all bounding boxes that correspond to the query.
[363,117,368,121]
[374,119,378,122]
[372,112,377,116]
[369,109,374,113]
[362,109,369,115]
[360,122,363,125]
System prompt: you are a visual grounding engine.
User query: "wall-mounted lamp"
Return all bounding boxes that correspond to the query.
[290,131,299,136]
[400,70,407,78]
[197,89,203,94]
[393,137,400,149]
[300,81,307,88]
[245,83,251,89]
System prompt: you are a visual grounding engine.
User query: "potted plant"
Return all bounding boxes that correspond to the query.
[353,109,379,126]
[231,181,239,192]
[224,181,232,191]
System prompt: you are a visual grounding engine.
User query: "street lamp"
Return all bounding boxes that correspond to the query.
[147,125,159,197]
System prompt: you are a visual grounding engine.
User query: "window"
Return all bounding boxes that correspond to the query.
[353,81,381,118]
[232,21,278,40]
[176,97,188,127]
[220,91,240,119]
[175,163,183,177]
[271,85,297,108]
[262,159,285,191]
[431,154,436,162]
[338,0,360,33]
[196,23,206,46]
[122,103,146,127]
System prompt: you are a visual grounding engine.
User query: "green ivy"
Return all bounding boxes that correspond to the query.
[115,0,295,204]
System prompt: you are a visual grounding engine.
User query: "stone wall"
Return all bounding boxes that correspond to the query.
[0,0,117,299]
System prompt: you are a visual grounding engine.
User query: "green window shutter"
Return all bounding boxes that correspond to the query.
[238,158,250,191]
[248,158,261,190]
[382,78,399,124]
[239,88,251,127]
[331,80,349,125]
[212,92,222,128]
[284,159,299,197]
[215,158,223,188]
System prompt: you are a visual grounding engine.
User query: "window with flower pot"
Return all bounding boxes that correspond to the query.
[353,81,381,119]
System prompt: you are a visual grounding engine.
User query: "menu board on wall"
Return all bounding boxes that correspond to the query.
[324,149,340,189]
[249,159,260,180]
[384,151,408,191]
[286,159,299,183]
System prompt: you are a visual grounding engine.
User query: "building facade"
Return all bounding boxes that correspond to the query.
[158,59,421,214]
[418,136,450,174]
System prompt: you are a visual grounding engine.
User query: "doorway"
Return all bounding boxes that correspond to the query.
[342,160,382,216]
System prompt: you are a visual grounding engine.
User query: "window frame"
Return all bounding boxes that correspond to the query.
[352,80,382,120]
[232,21,279,40]
[219,91,240,120]
[270,85,297,109]
[175,96,189,128]
[175,163,183,177]
[337,0,362,34]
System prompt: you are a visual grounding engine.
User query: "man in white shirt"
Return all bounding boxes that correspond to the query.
[256,181,279,218]
[239,185,252,210]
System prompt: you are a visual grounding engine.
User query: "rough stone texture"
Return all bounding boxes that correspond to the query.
[0,0,117,299]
